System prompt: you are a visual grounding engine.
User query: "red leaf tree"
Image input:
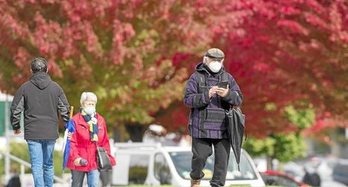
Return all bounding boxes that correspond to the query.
[158,0,348,138]
[1,0,347,140]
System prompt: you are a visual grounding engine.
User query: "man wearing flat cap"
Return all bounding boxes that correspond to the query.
[184,48,243,187]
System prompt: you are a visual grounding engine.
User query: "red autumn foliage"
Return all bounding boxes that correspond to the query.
[1,0,347,137]
[157,0,348,137]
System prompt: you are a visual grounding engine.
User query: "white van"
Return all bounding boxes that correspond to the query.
[110,143,265,187]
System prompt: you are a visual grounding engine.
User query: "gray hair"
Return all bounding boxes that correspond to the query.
[80,92,97,105]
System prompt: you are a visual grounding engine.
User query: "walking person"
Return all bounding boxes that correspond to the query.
[302,165,321,187]
[66,92,116,187]
[6,167,21,187]
[10,57,70,187]
[183,48,243,187]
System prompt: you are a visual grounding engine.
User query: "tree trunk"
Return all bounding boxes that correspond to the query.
[266,156,273,170]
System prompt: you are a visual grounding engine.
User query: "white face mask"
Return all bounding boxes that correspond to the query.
[84,106,96,115]
[208,61,222,73]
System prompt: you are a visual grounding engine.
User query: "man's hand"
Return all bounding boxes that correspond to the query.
[216,85,229,97]
[209,86,218,98]
[14,129,21,135]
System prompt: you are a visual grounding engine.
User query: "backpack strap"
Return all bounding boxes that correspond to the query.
[195,71,206,87]
[194,71,232,96]
[220,71,229,83]
[194,71,207,93]
[195,71,229,88]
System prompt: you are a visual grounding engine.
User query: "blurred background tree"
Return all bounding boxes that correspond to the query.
[244,105,314,169]
[0,0,213,140]
[1,0,348,157]
[157,0,348,140]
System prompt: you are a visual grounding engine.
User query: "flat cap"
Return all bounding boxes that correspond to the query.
[204,48,225,59]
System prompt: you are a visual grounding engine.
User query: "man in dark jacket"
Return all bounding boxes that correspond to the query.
[10,57,70,187]
[184,48,243,187]
[302,165,321,187]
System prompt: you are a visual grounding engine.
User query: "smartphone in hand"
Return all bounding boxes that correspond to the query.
[217,81,228,88]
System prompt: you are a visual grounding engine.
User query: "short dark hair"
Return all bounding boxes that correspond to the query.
[31,57,48,73]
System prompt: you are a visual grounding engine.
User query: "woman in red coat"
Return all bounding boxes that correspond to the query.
[67,92,116,187]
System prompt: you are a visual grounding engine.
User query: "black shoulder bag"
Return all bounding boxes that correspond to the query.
[96,144,112,171]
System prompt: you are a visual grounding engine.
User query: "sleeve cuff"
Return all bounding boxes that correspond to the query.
[222,90,233,101]
[222,90,241,104]
[12,124,20,130]
[203,89,210,104]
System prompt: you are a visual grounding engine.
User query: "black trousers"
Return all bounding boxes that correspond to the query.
[190,138,230,187]
[71,170,99,187]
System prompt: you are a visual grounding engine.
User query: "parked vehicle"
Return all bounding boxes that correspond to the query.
[332,159,348,185]
[261,170,309,187]
[110,143,265,187]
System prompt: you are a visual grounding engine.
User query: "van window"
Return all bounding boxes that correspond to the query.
[226,152,257,180]
[169,151,257,180]
[128,155,149,184]
[154,153,172,184]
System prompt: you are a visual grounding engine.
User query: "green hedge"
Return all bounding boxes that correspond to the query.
[0,142,65,177]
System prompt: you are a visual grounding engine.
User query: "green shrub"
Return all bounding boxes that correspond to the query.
[0,141,65,177]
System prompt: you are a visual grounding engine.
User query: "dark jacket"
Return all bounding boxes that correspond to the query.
[183,63,243,139]
[303,171,321,187]
[10,72,70,140]
[6,175,21,187]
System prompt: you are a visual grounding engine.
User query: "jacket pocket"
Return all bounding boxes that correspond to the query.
[203,108,226,130]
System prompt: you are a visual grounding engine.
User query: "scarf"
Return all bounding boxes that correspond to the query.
[81,110,99,142]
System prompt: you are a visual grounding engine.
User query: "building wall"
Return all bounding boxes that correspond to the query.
[0,101,11,136]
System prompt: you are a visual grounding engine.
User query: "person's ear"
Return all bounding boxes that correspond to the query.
[203,56,209,64]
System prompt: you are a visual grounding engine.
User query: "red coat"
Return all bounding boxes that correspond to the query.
[66,113,116,171]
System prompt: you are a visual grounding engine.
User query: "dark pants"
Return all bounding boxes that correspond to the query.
[100,170,112,187]
[71,170,99,187]
[190,138,230,187]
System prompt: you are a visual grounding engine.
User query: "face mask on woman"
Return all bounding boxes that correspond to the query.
[84,106,96,115]
[208,61,222,73]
